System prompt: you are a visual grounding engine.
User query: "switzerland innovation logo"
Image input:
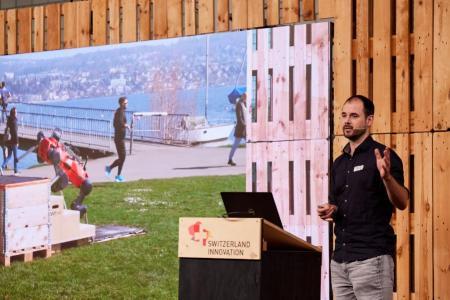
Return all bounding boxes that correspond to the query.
[188,221,210,246]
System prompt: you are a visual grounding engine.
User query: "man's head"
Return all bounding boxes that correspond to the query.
[0,82,4,88]
[341,95,374,141]
[118,96,128,109]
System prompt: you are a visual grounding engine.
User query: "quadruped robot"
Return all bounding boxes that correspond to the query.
[35,129,92,217]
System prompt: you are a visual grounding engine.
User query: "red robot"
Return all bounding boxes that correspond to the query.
[37,129,92,217]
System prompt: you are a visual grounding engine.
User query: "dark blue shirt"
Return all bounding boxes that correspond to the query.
[330,135,406,263]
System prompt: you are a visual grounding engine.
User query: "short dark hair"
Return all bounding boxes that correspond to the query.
[118,96,127,105]
[344,94,375,117]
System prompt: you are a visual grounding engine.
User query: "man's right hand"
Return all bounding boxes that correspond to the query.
[317,203,337,222]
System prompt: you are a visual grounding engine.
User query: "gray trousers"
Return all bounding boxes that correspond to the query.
[331,255,394,300]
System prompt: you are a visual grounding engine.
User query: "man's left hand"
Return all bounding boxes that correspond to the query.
[374,147,391,180]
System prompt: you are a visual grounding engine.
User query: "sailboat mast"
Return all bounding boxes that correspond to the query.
[205,35,209,120]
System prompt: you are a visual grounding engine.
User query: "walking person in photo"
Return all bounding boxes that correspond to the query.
[228,93,247,166]
[0,81,11,123]
[105,96,129,182]
[317,95,409,300]
[2,107,19,175]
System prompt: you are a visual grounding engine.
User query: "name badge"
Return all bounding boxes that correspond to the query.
[353,165,364,172]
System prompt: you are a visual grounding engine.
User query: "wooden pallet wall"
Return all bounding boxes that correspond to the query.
[246,23,331,300]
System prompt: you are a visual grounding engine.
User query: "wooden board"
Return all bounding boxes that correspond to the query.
[411,0,432,132]
[433,132,450,300]
[266,0,279,26]
[0,11,5,55]
[45,4,61,51]
[62,1,90,49]
[355,0,369,96]
[302,0,315,21]
[231,0,247,30]
[392,0,410,133]
[372,0,392,133]
[122,0,137,42]
[92,0,108,45]
[433,0,450,131]
[183,0,196,36]
[33,6,45,52]
[280,0,299,24]
[198,0,213,34]
[153,0,168,39]
[318,0,335,19]
[108,0,120,44]
[6,9,17,55]
[247,0,263,28]
[137,0,150,40]
[17,8,32,54]
[167,0,182,38]
[216,0,229,32]
[333,0,352,136]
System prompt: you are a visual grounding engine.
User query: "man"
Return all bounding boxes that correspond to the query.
[105,96,129,182]
[318,95,409,300]
[228,93,247,166]
[0,82,11,123]
[2,107,19,175]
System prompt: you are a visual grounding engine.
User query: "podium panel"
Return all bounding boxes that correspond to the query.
[179,250,321,300]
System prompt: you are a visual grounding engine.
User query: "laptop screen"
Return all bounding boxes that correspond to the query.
[220,192,283,229]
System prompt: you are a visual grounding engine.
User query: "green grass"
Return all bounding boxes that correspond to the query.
[0,175,245,299]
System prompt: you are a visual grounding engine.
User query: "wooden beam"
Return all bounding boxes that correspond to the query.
[92,0,108,46]
[17,8,32,54]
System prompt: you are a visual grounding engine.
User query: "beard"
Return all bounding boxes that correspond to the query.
[343,126,367,141]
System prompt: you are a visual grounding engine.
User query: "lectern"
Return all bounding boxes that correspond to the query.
[178,217,322,300]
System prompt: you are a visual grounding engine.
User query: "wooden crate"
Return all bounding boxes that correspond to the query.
[0,176,51,266]
[246,139,330,299]
[246,22,331,142]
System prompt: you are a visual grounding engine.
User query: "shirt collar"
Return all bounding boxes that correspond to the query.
[342,135,374,156]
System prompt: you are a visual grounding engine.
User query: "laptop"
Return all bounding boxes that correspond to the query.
[220,192,283,229]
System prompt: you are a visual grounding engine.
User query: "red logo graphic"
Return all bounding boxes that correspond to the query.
[188,221,210,246]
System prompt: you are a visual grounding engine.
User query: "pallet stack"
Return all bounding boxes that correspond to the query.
[0,176,51,267]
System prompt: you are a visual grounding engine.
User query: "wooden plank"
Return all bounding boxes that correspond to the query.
[247,0,263,28]
[433,0,450,131]
[433,132,450,300]
[271,26,289,141]
[6,9,17,55]
[412,133,433,300]
[311,22,330,139]
[122,0,137,42]
[392,0,410,133]
[292,140,307,238]
[198,0,213,34]
[411,0,432,132]
[231,0,247,30]
[302,0,315,21]
[62,2,76,48]
[393,133,410,300]
[137,0,150,40]
[372,0,392,133]
[318,0,335,19]
[78,1,90,47]
[108,0,120,44]
[255,29,268,142]
[0,11,5,55]
[33,6,45,52]
[153,0,168,39]
[17,8,32,54]
[355,0,369,96]
[45,4,61,51]
[266,0,279,26]
[293,24,307,140]
[216,0,229,32]
[280,0,299,24]
[333,0,352,136]
[92,0,108,45]
[167,0,182,37]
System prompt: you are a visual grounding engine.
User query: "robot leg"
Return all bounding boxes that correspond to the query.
[70,180,92,217]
